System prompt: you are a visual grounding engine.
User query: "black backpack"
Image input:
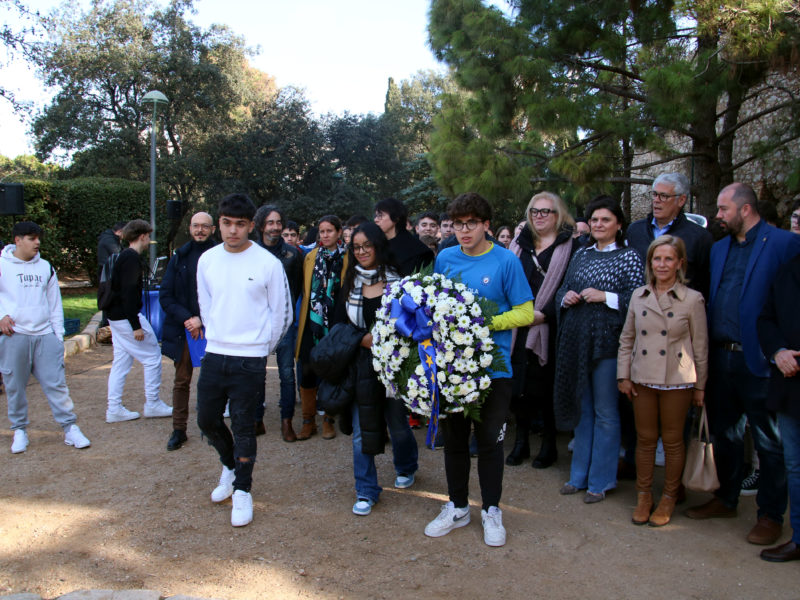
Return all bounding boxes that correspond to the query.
[97,252,120,310]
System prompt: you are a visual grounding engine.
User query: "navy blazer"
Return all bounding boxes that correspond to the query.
[758,255,800,417]
[709,220,800,377]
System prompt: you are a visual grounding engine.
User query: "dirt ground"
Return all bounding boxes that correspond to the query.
[1,343,799,600]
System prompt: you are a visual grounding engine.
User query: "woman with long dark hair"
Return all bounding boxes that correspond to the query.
[336,223,418,515]
[295,215,348,440]
[554,196,644,503]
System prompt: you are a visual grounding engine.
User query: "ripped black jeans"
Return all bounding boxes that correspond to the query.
[197,352,267,493]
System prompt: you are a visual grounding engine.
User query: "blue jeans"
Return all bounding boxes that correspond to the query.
[197,352,267,493]
[255,325,297,422]
[708,348,787,521]
[779,412,800,543]
[351,395,418,502]
[568,358,620,495]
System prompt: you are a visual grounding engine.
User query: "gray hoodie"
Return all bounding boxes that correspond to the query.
[0,245,64,339]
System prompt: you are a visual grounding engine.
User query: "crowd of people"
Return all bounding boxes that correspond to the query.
[2,174,800,559]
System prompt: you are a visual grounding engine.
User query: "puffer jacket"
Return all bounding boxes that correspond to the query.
[310,318,387,455]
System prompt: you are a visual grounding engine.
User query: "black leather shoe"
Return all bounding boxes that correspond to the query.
[167,429,187,451]
[506,438,531,466]
[761,541,800,562]
[532,437,557,469]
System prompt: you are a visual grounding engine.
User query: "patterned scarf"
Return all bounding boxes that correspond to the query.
[309,246,344,344]
[347,265,401,328]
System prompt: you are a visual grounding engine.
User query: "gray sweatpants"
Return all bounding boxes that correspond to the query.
[0,332,76,431]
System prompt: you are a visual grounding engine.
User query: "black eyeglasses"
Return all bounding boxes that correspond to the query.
[529,208,555,217]
[650,191,681,201]
[352,242,374,254]
[452,220,481,231]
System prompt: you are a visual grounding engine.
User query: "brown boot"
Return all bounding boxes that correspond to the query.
[321,414,336,440]
[649,494,677,527]
[296,387,318,441]
[281,418,297,443]
[632,491,653,525]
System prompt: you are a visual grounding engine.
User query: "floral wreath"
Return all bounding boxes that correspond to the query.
[371,269,505,446]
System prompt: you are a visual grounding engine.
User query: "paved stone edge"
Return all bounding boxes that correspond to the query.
[63,312,101,359]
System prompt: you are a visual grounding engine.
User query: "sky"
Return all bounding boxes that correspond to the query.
[0,0,454,159]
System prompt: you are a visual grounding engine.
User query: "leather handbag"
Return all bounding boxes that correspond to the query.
[682,406,720,492]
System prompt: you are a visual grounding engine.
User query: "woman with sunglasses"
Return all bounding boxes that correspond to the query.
[507,192,579,468]
[334,223,419,515]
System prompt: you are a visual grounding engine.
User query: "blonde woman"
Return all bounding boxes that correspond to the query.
[507,191,578,468]
[617,235,708,526]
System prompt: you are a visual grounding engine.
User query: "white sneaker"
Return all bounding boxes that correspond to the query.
[11,429,28,454]
[231,490,253,527]
[424,501,470,537]
[106,405,140,423]
[481,506,506,547]
[211,466,235,503]
[143,401,173,418]
[64,424,91,449]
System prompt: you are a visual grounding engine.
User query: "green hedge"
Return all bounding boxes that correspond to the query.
[0,178,167,283]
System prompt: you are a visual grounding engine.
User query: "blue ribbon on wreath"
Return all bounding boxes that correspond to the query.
[390,294,440,448]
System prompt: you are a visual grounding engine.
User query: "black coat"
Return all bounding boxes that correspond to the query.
[389,229,434,277]
[316,302,389,455]
[757,254,800,417]
[158,238,216,361]
[97,228,121,270]
[626,211,713,298]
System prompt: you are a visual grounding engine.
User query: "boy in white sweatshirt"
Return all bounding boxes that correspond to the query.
[0,221,90,453]
[196,194,291,527]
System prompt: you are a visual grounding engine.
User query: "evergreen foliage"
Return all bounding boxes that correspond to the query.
[428,0,800,217]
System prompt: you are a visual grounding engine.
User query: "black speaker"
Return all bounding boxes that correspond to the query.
[0,183,24,216]
[166,199,182,220]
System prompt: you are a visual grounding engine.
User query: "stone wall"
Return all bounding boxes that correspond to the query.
[628,68,800,224]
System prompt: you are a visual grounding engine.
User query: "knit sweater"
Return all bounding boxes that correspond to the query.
[553,246,644,430]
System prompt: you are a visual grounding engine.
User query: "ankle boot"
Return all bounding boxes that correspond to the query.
[296,387,318,441]
[532,434,558,469]
[281,418,297,443]
[505,425,530,466]
[648,494,677,527]
[632,491,654,525]
[321,414,336,440]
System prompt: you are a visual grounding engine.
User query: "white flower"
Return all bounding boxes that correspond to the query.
[479,353,493,368]
[399,346,410,359]
[479,376,491,390]
[470,303,482,317]
[463,347,474,359]
[462,290,475,304]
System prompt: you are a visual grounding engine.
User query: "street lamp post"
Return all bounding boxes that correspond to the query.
[141,90,169,269]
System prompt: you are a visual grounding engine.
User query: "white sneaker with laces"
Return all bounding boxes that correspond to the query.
[481,506,506,547]
[143,401,173,418]
[231,490,253,526]
[424,501,470,537]
[211,466,235,502]
[11,429,28,454]
[64,424,91,449]
[106,405,141,423]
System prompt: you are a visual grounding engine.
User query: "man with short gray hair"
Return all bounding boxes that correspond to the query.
[626,172,713,298]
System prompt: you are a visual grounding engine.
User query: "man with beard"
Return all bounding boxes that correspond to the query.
[254,204,303,441]
[158,211,216,451]
[686,182,800,548]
